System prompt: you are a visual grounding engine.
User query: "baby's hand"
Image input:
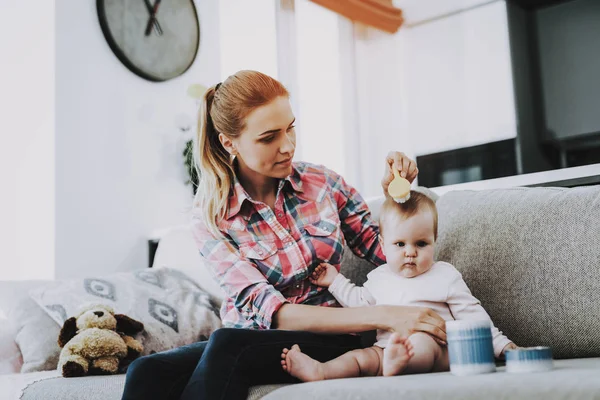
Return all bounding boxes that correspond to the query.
[309,263,339,287]
[501,342,519,358]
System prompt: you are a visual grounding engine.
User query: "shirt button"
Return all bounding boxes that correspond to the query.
[278,213,283,218]
[295,284,300,289]
[258,250,263,255]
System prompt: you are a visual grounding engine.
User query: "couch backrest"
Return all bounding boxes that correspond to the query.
[343,185,600,359]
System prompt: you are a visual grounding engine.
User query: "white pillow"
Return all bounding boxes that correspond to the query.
[0,280,58,373]
[152,224,226,302]
[0,319,22,375]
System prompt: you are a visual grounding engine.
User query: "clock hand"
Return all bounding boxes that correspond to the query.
[145,0,163,37]
[144,0,163,35]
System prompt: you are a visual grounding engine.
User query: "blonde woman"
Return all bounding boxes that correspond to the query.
[121,70,446,400]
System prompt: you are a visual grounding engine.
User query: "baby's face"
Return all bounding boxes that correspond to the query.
[381,210,436,278]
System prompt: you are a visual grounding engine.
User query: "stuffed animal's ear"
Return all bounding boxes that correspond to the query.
[115,314,144,335]
[58,317,78,347]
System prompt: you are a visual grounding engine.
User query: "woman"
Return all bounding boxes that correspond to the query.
[121,70,446,400]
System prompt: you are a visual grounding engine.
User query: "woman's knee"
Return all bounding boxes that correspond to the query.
[126,354,166,380]
[206,327,248,351]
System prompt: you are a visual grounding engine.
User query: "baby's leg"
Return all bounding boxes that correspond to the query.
[281,344,383,382]
[403,332,449,374]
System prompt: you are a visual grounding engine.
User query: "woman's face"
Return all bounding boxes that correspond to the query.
[227,96,296,180]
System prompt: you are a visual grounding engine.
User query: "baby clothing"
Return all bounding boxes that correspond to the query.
[328,261,512,357]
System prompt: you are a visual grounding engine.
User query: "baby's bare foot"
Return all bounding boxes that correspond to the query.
[280,344,325,382]
[383,333,414,376]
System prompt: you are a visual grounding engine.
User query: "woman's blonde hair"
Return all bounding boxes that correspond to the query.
[194,70,289,238]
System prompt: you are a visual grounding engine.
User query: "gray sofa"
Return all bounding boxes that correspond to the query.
[14,185,600,399]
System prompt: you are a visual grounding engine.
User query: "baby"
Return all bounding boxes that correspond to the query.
[281,191,517,380]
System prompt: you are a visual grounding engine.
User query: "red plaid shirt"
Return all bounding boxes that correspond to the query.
[191,162,385,329]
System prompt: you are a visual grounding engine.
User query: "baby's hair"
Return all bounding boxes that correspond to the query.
[379,190,438,240]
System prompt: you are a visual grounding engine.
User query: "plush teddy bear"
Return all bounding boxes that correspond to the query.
[57,304,145,377]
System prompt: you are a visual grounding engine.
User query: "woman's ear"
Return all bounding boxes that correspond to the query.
[115,314,144,335]
[58,317,78,347]
[218,133,237,156]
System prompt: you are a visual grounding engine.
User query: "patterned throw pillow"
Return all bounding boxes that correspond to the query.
[28,268,222,362]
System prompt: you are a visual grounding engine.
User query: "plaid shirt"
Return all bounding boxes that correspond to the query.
[191,161,386,330]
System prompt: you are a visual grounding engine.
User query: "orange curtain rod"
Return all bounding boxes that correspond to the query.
[310,0,404,33]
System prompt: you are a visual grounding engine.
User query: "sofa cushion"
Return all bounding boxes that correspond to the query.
[18,373,288,400]
[434,186,600,359]
[261,358,600,400]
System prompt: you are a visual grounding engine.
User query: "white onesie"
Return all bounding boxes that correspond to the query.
[328,261,512,357]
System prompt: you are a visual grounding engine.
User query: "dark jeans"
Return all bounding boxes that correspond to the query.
[121,327,363,400]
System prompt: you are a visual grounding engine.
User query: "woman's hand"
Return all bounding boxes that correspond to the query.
[381,305,447,345]
[381,151,419,198]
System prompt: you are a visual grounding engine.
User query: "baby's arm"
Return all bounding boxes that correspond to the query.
[446,273,515,358]
[310,263,376,307]
[309,263,339,287]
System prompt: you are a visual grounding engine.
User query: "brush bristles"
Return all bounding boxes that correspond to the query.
[393,193,411,203]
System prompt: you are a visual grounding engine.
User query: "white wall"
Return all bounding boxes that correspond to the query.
[0,0,55,280]
[55,0,220,279]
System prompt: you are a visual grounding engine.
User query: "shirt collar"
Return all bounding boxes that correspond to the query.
[225,163,304,220]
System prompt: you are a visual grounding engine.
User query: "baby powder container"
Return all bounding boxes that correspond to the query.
[505,346,554,373]
[447,320,496,376]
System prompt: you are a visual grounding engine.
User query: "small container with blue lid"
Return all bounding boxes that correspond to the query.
[505,346,554,373]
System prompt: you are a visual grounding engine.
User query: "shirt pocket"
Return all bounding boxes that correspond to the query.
[302,217,343,267]
[238,241,283,285]
[239,241,277,260]
[303,219,336,237]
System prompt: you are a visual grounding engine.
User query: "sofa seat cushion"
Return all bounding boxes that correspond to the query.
[262,358,600,400]
[17,373,289,400]
[17,358,600,400]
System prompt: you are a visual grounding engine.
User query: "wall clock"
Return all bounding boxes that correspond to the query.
[97,0,200,82]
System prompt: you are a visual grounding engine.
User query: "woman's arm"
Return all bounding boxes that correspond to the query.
[272,303,447,344]
[191,217,288,330]
[326,151,419,266]
[327,169,386,266]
